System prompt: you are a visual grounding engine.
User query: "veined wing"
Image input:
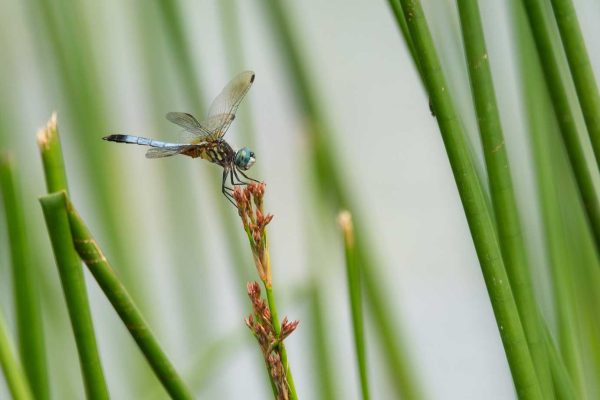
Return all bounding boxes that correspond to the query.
[204,71,255,140]
[145,144,197,159]
[166,112,211,143]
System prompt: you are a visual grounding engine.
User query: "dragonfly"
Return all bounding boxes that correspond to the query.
[103,71,259,206]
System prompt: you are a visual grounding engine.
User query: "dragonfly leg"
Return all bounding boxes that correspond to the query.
[236,169,261,183]
[222,169,237,207]
[232,168,248,186]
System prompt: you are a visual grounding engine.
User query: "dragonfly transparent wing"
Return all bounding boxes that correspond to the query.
[166,112,211,143]
[203,71,255,140]
[145,145,192,159]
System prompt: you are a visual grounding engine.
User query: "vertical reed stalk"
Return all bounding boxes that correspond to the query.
[456,0,552,396]
[338,211,370,400]
[37,115,109,400]
[520,0,600,251]
[397,1,541,398]
[549,0,600,170]
[0,154,49,399]
[0,309,34,400]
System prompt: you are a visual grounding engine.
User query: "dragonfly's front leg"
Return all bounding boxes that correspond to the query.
[236,168,261,184]
[222,169,237,207]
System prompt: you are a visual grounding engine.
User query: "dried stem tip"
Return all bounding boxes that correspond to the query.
[337,210,354,248]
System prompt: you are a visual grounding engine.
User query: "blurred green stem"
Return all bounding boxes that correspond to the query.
[0,154,49,400]
[520,0,600,252]
[0,309,34,400]
[550,0,600,170]
[397,0,541,398]
[338,211,370,400]
[456,0,552,396]
[62,192,194,400]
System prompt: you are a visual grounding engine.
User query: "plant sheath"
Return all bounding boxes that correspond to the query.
[0,154,49,399]
[397,0,542,398]
[62,192,194,400]
[456,0,552,396]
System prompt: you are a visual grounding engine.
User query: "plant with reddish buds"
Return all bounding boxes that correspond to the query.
[234,183,299,400]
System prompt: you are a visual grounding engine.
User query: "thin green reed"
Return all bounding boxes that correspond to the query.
[456,0,552,396]
[0,309,34,400]
[0,154,49,400]
[550,0,600,171]
[259,0,423,398]
[520,0,600,252]
[397,0,541,398]
[513,1,591,396]
[338,212,370,400]
[37,116,109,400]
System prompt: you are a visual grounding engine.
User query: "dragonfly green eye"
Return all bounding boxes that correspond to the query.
[235,147,255,170]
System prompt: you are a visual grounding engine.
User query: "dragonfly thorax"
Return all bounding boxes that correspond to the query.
[234,147,256,170]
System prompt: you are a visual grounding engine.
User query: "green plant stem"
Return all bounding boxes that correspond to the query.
[397,1,542,398]
[0,309,34,400]
[455,0,552,397]
[60,192,193,400]
[544,327,576,400]
[0,154,49,400]
[386,0,424,87]
[513,1,587,395]
[550,0,600,171]
[264,285,298,400]
[39,194,109,400]
[520,0,600,252]
[339,212,370,400]
[308,281,337,400]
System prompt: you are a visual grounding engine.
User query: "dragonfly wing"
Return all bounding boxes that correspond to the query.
[199,113,236,141]
[145,145,190,159]
[206,71,255,138]
[166,112,211,142]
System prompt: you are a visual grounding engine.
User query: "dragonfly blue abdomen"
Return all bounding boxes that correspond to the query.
[103,134,179,148]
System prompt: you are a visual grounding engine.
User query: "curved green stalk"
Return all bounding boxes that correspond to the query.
[0,309,34,400]
[520,0,600,251]
[456,0,552,397]
[61,192,194,400]
[0,154,49,400]
[338,211,370,400]
[39,194,109,400]
[550,0,600,171]
[397,1,541,398]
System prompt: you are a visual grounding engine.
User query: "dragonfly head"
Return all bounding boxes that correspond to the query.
[234,147,255,170]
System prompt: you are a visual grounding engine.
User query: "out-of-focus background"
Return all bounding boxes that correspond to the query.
[1,0,600,399]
